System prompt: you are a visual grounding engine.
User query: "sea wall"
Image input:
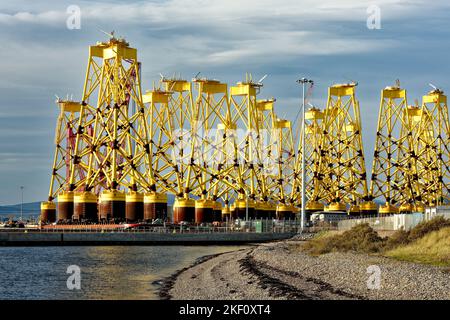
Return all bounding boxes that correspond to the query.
[0,231,295,246]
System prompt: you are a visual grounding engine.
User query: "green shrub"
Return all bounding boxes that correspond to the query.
[303,223,384,255]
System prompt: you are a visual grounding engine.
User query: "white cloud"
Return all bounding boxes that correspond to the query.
[0,0,447,26]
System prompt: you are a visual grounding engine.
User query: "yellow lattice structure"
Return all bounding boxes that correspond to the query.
[370,85,411,215]
[314,83,372,214]
[292,107,325,214]
[414,88,450,207]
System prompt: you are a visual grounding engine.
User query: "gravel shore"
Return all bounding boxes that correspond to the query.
[167,239,450,300]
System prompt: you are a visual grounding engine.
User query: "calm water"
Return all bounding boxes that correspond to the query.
[0,246,245,300]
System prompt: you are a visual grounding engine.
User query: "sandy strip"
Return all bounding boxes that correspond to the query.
[165,240,450,300]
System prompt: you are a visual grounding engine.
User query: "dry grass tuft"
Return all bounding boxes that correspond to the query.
[385,227,450,267]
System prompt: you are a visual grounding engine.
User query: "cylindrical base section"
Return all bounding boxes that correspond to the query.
[266,203,277,219]
[57,191,74,221]
[74,192,98,221]
[398,203,414,214]
[195,200,214,224]
[221,206,231,221]
[213,202,222,222]
[379,203,398,216]
[305,201,324,222]
[173,198,195,224]
[348,205,360,217]
[360,202,378,217]
[292,207,300,220]
[40,202,56,223]
[230,205,236,219]
[325,202,347,213]
[235,199,255,219]
[255,201,267,219]
[276,204,294,220]
[144,193,168,221]
[126,192,144,222]
[100,190,126,222]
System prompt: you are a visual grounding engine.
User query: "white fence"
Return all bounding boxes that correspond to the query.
[338,207,450,231]
[424,206,450,221]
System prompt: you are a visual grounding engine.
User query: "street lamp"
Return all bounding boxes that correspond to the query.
[296,78,314,233]
[20,186,24,222]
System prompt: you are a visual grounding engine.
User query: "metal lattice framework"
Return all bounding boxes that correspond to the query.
[43,37,450,225]
[229,78,262,202]
[189,79,235,202]
[314,83,369,210]
[142,89,175,194]
[68,38,152,193]
[255,99,277,203]
[414,89,450,206]
[369,85,411,213]
[270,119,295,205]
[47,101,86,201]
[291,107,324,206]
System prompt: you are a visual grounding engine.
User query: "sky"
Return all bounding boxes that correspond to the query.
[0,0,449,204]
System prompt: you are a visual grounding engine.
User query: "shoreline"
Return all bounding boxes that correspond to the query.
[162,238,450,300]
[157,247,254,300]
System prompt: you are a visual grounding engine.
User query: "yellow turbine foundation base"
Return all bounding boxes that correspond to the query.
[144,192,168,221]
[379,203,398,215]
[276,204,294,220]
[305,201,324,221]
[221,206,231,221]
[306,201,324,212]
[40,201,56,223]
[100,190,126,221]
[360,202,378,216]
[57,191,74,221]
[213,201,222,222]
[173,198,195,223]
[399,203,413,214]
[74,192,98,221]
[348,205,360,216]
[235,199,255,219]
[195,199,215,224]
[414,204,425,213]
[255,201,269,219]
[126,192,144,222]
[325,203,347,212]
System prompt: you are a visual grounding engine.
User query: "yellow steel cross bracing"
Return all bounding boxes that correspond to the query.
[211,122,241,206]
[255,99,277,202]
[369,86,414,209]
[190,78,235,202]
[270,119,296,205]
[68,38,152,194]
[142,89,179,195]
[229,77,264,202]
[47,100,84,201]
[414,89,450,206]
[291,107,324,206]
[314,83,369,207]
[397,104,426,208]
[391,104,421,209]
[161,79,194,198]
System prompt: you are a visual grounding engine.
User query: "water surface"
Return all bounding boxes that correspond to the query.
[0,245,246,299]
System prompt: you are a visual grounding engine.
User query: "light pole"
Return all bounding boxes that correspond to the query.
[296,78,314,233]
[20,186,24,222]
